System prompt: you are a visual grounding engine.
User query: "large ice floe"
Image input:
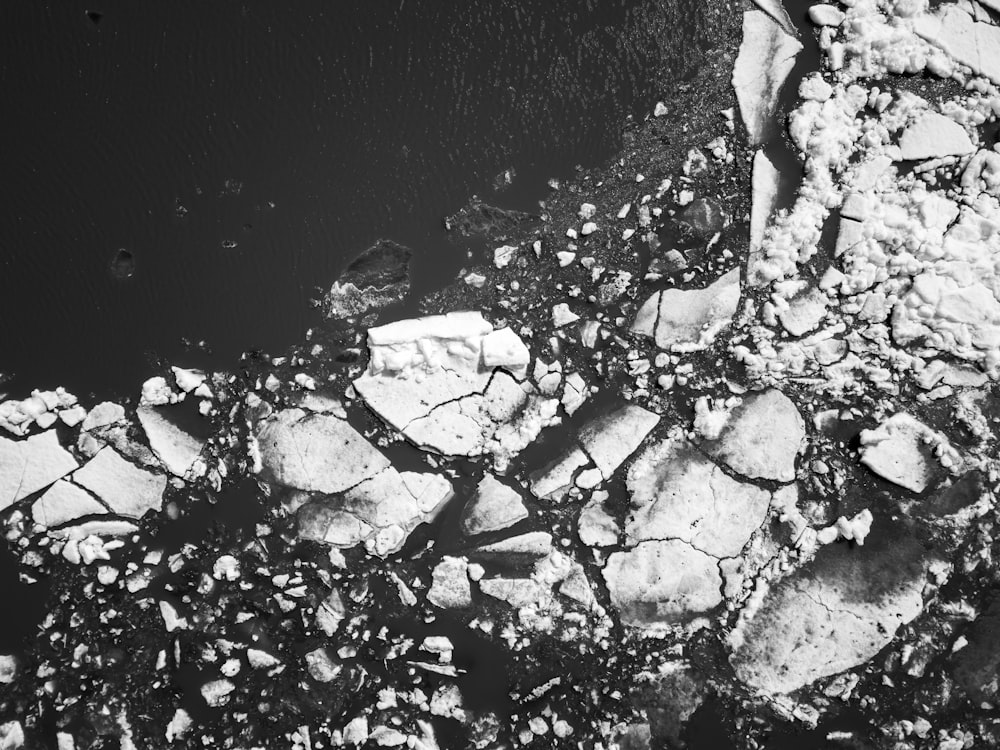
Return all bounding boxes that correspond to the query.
[353,311,559,471]
[256,408,453,556]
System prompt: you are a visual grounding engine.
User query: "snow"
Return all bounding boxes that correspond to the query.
[775,283,828,336]
[481,327,531,371]
[72,447,166,519]
[732,10,803,146]
[748,150,781,286]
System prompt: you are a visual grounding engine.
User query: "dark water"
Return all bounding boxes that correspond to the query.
[1,0,706,401]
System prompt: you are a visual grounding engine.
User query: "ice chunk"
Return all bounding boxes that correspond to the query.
[471,531,552,560]
[137,406,205,477]
[31,480,107,528]
[0,430,78,511]
[577,404,660,479]
[460,475,529,536]
[428,557,472,608]
[859,413,951,493]
[72,447,166,518]
[732,11,803,146]
[696,390,804,483]
[897,111,974,161]
[577,493,620,547]
[808,4,844,26]
[634,268,741,351]
[171,366,206,393]
[530,446,591,500]
[256,409,390,494]
[603,540,723,627]
[81,402,126,432]
[730,531,934,693]
[753,0,797,36]
[322,239,411,319]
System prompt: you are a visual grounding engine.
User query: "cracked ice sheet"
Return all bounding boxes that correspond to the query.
[31,480,107,528]
[256,409,390,495]
[625,432,770,558]
[695,389,805,483]
[354,312,554,466]
[732,10,803,146]
[578,404,660,479]
[913,5,1000,86]
[729,530,938,694]
[603,540,723,628]
[632,268,741,352]
[298,466,453,557]
[72,447,166,519]
[0,430,78,511]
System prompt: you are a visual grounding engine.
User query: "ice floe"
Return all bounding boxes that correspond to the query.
[459,475,529,536]
[72,447,166,519]
[732,10,803,146]
[603,540,723,627]
[730,532,938,693]
[694,390,804,483]
[137,406,205,477]
[859,413,957,493]
[354,312,557,469]
[0,430,78,511]
[632,268,741,351]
